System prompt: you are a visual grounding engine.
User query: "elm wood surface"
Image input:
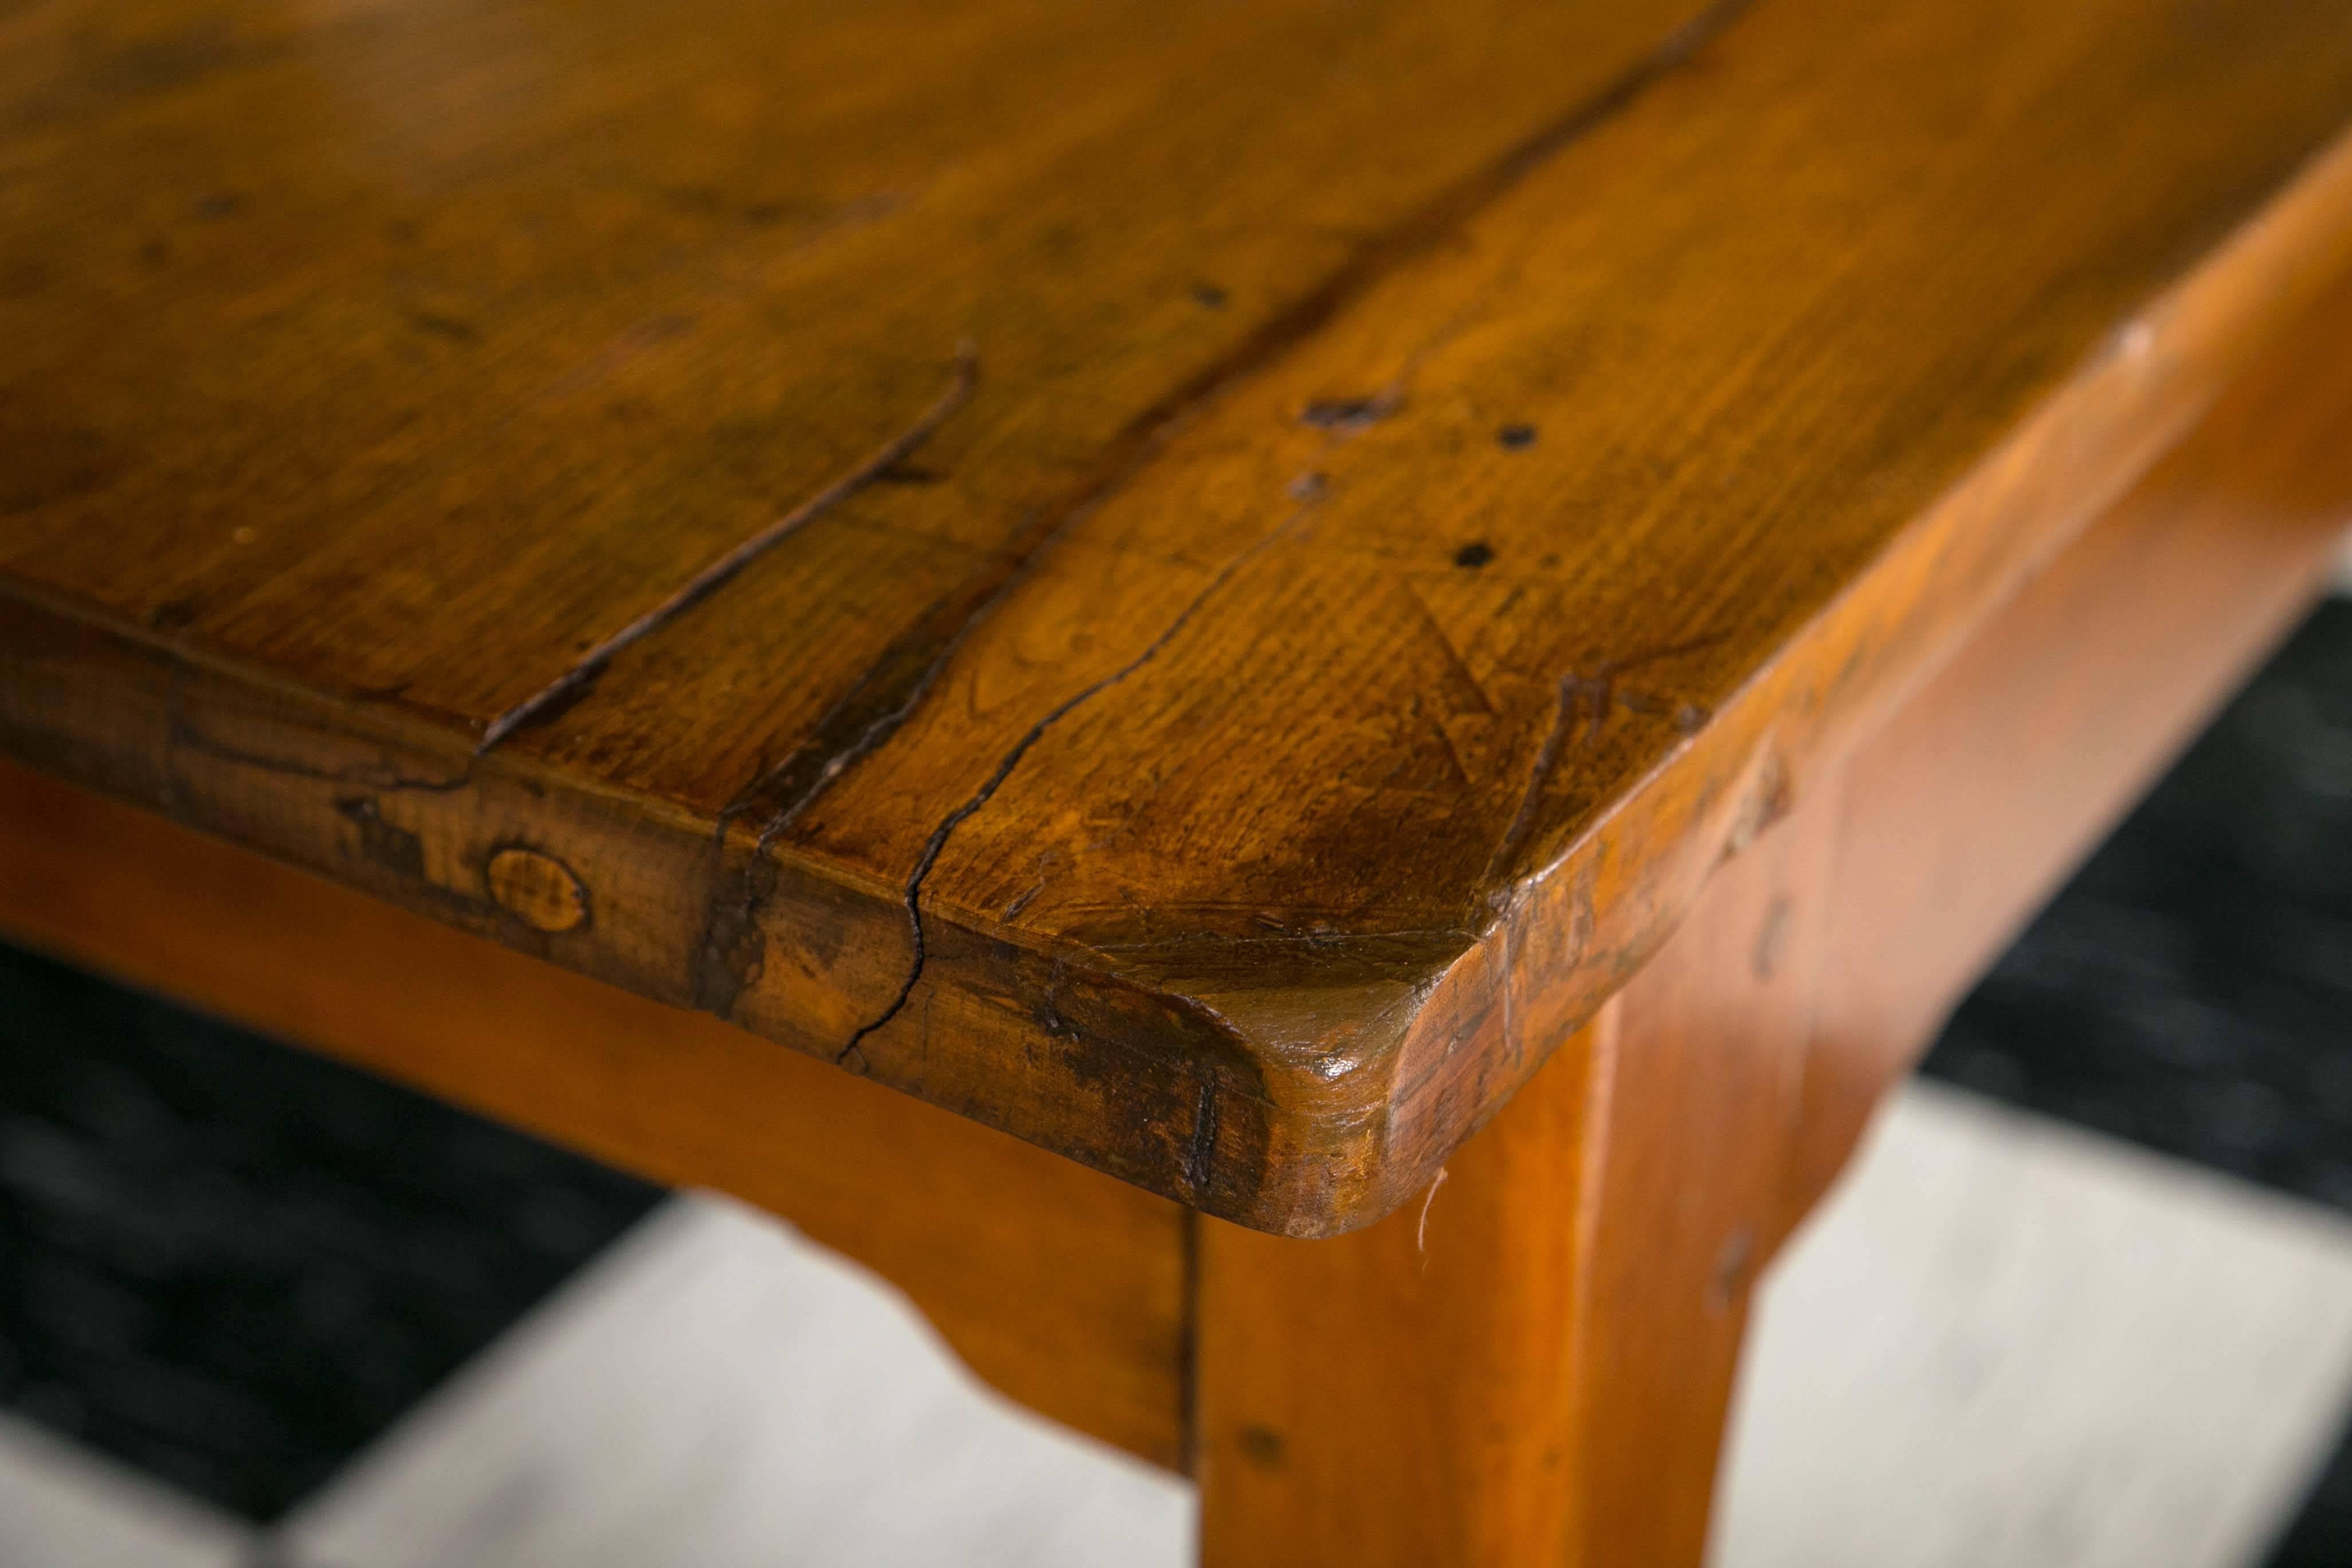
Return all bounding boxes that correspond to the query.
[9,0,2352,1233]
[0,761,1189,1472]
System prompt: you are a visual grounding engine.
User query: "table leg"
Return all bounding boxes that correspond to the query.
[1194,791,1835,1567]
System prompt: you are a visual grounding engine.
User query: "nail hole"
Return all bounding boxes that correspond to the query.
[1238,1425,1287,1469]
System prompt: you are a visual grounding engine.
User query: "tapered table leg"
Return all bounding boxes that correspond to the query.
[1195,796,1835,1566]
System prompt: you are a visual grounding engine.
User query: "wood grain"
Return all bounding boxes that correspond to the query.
[0,761,1189,1471]
[7,0,2352,1230]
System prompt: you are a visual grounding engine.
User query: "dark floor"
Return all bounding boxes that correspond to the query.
[0,947,662,1520]
[5,601,2352,1546]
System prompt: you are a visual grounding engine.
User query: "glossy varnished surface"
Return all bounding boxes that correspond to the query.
[7,0,2352,1230]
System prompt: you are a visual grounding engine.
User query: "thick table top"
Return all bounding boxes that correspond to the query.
[7,0,2352,1233]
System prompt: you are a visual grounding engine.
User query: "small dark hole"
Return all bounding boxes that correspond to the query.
[1238,1425,1287,1469]
[1454,542,1495,569]
[1498,423,1538,450]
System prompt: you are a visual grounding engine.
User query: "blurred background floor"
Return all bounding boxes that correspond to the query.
[10,598,2352,1566]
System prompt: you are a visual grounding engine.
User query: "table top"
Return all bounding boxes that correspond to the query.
[7,0,2352,1234]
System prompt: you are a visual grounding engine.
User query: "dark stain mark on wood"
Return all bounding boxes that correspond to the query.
[691,578,1015,1019]
[406,311,480,343]
[0,417,121,516]
[95,22,283,103]
[1497,422,1538,449]
[1454,541,1495,568]
[1190,281,1229,308]
[334,796,425,880]
[1238,1424,1287,1469]
[147,598,201,633]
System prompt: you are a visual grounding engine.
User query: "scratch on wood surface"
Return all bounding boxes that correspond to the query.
[1487,672,1581,884]
[1484,633,1729,886]
[1300,390,1401,432]
[1001,849,1061,920]
[476,344,979,754]
[1402,583,1496,716]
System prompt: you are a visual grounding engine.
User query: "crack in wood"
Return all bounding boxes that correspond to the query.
[833,504,1316,1064]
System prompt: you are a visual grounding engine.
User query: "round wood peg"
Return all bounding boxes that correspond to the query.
[485,846,590,932]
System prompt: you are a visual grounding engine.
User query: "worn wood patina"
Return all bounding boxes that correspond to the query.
[8,0,2352,1245]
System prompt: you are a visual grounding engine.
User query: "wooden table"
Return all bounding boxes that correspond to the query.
[7,0,2352,1559]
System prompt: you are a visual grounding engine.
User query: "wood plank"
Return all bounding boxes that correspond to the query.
[7,0,2352,1230]
[0,762,1189,1472]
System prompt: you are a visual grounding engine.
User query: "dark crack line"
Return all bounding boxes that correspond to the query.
[689,573,1024,1016]
[834,505,1315,1063]
[477,344,979,755]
